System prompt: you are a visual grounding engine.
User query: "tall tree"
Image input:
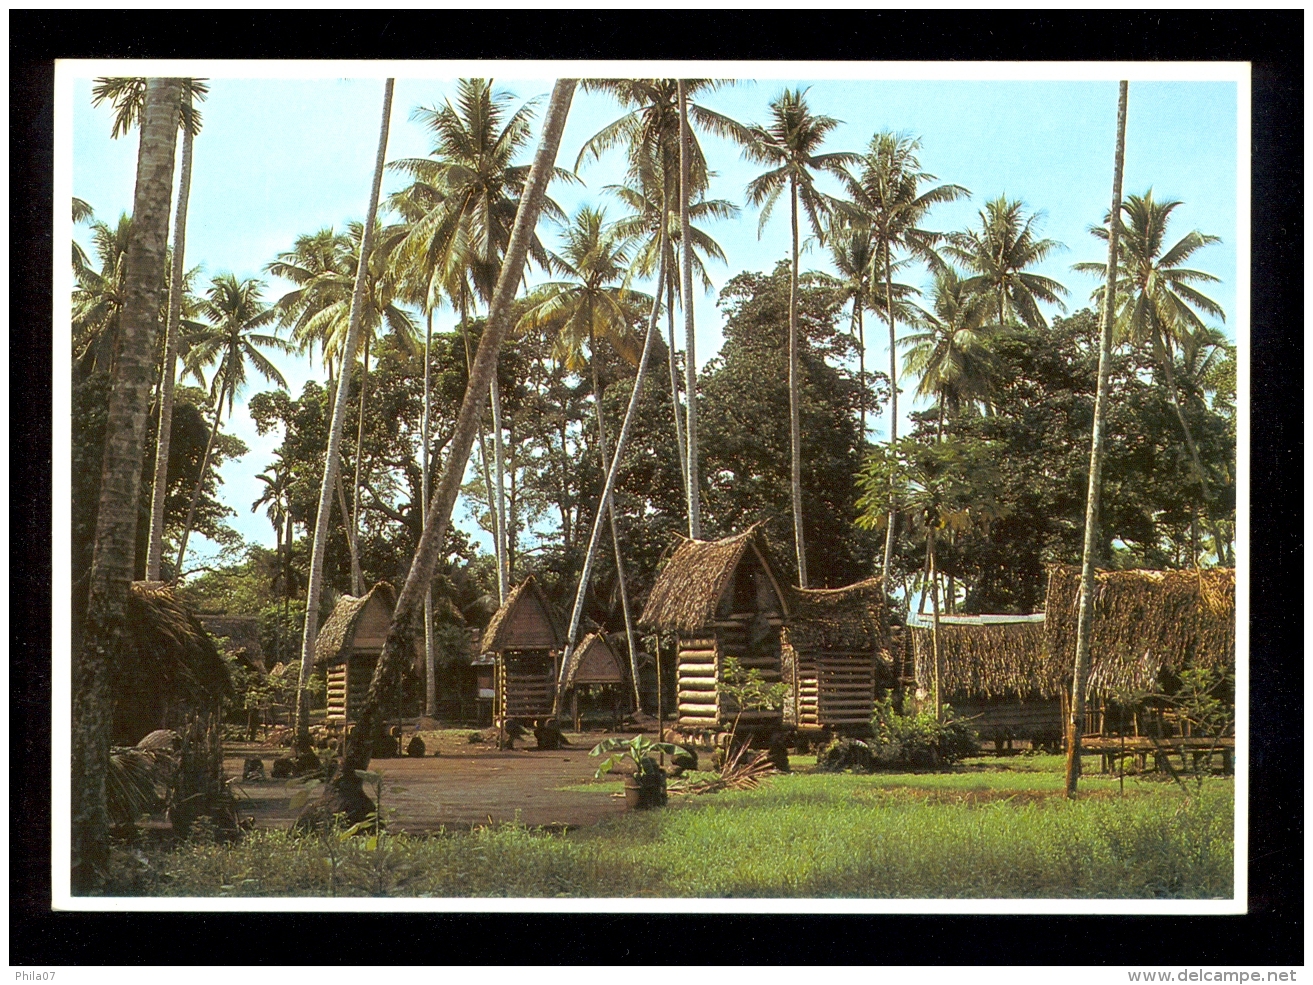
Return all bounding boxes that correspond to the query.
[843,131,967,585]
[318,80,576,821]
[294,78,395,744]
[390,77,571,600]
[946,196,1069,330]
[518,205,648,705]
[73,77,181,892]
[174,274,290,576]
[744,88,861,586]
[1066,80,1129,798]
[1073,189,1228,559]
[144,81,208,580]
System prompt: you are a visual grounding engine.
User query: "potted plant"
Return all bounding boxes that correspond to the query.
[590,735,679,809]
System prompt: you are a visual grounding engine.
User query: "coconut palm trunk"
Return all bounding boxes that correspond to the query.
[665,227,688,495]
[348,334,370,595]
[172,382,228,578]
[421,309,437,717]
[294,79,394,743]
[787,175,808,588]
[1066,80,1128,798]
[881,239,898,586]
[145,89,194,581]
[489,373,510,595]
[73,77,181,892]
[677,80,702,539]
[928,526,942,723]
[323,81,574,803]
[587,318,642,710]
[561,247,667,706]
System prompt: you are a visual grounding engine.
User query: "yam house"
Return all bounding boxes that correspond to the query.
[479,576,566,730]
[114,581,233,745]
[561,631,630,730]
[783,578,895,734]
[1045,565,1236,764]
[909,613,1059,750]
[639,527,791,738]
[314,582,422,725]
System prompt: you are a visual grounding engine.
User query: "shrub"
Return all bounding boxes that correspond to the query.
[869,692,978,766]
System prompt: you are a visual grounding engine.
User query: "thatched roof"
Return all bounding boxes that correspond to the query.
[197,614,266,673]
[911,618,1054,701]
[480,576,565,653]
[563,632,628,689]
[120,581,233,702]
[314,582,398,668]
[639,526,788,634]
[785,578,890,653]
[1045,565,1235,697]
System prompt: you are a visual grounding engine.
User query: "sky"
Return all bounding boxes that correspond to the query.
[67,67,1240,567]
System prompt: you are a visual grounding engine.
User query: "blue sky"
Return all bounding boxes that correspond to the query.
[70,72,1239,564]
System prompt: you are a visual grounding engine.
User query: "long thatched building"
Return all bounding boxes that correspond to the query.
[114,581,233,745]
[783,578,894,732]
[639,527,791,736]
[480,576,566,730]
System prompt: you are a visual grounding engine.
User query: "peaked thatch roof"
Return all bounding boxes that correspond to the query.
[480,576,565,653]
[785,578,891,653]
[1045,565,1235,697]
[563,631,627,689]
[124,581,233,699]
[639,526,788,634]
[314,582,398,668]
[197,614,266,673]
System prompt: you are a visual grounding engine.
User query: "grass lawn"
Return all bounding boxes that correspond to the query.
[104,756,1233,899]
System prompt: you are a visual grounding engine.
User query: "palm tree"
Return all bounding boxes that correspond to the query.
[606,155,738,502]
[389,77,571,601]
[72,197,94,270]
[843,131,968,585]
[517,205,647,705]
[319,80,575,818]
[744,88,861,587]
[295,79,396,745]
[1073,189,1228,559]
[71,214,132,377]
[579,79,752,538]
[945,196,1068,330]
[901,266,1002,431]
[74,77,182,893]
[252,461,294,663]
[173,274,291,576]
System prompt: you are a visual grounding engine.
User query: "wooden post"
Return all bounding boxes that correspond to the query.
[655,634,664,742]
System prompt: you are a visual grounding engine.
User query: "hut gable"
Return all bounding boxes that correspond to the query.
[1044,565,1235,697]
[640,527,789,635]
[786,578,890,654]
[480,576,565,653]
[563,632,626,689]
[314,582,399,668]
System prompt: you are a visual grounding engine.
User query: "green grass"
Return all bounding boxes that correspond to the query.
[102,763,1233,899]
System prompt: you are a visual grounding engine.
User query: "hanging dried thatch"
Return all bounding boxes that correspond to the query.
[639,525,787,635]
[910,618,1054,700]
[480,575,565,654]
[314,582,399,668]
[786,578,890,654]
[113,582,232,744]
[1044,565,1235,698]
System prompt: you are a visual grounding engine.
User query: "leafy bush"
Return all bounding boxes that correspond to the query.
[869,692,978,766]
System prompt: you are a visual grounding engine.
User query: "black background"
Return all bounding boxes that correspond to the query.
[11,8,1302,967]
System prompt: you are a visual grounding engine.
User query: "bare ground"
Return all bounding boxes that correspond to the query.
[225,729,637,833]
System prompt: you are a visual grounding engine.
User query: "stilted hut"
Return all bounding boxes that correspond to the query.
[315,582,421,725]
[115,581,233,745]
[782,578,894,734]
[908,613,1058,750]
[639,527,791,738]
[561,631,628,730]
[480,576,566,730]
[1045,566,1235,764]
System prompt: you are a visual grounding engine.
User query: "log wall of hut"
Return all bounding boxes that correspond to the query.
[496,650,558,723]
